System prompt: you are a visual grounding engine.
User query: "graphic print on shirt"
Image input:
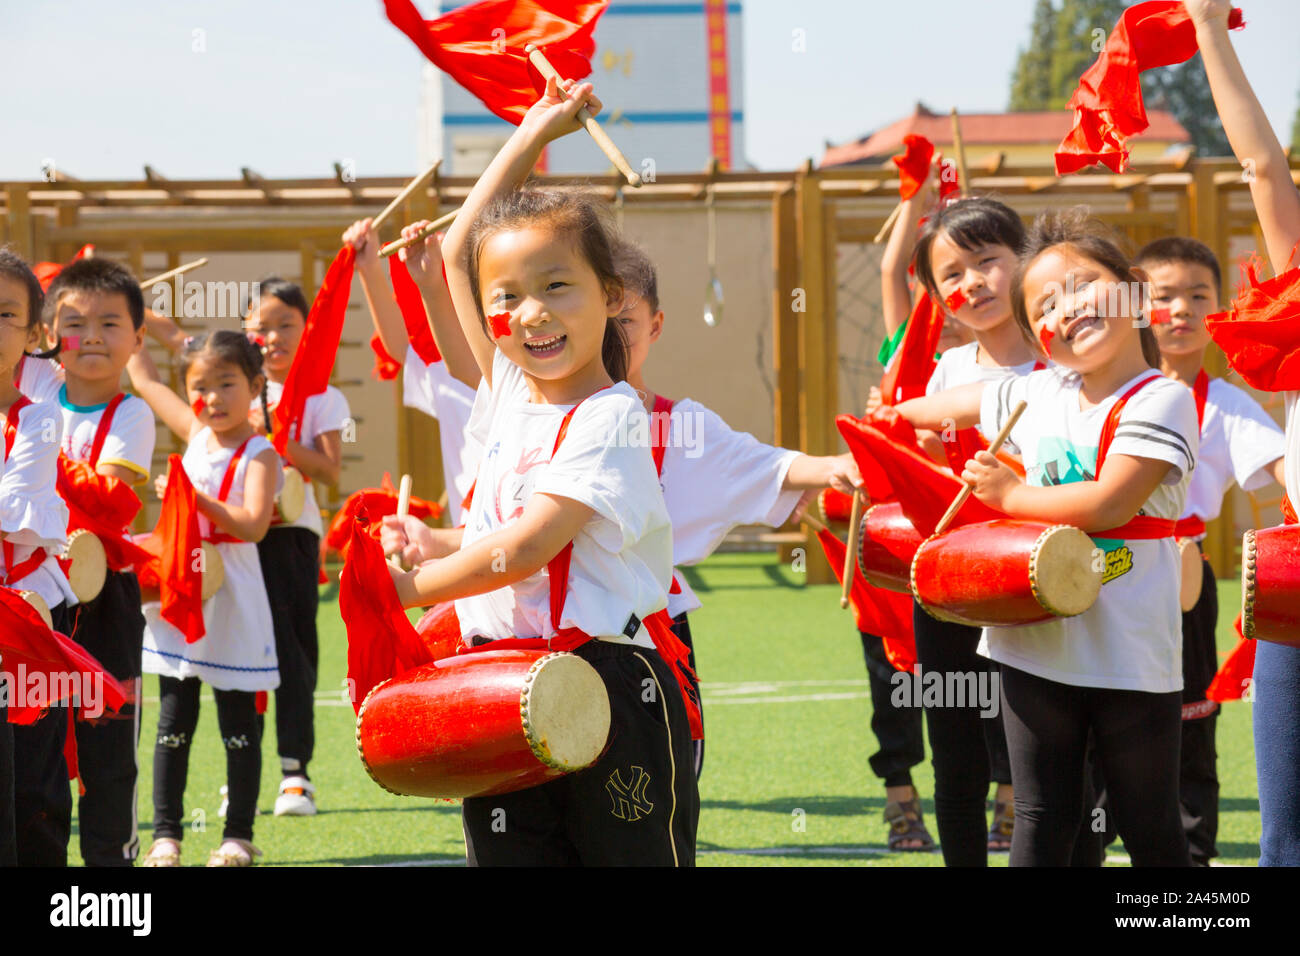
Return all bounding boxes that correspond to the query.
[487,441,550,526]
[1031,435,1133,585]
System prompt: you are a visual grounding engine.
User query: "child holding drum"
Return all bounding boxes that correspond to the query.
[127,331,282,866]
[0,248,74,865]
[1137,236,1286,866]
[896,209,1199,866]
[383,75,698,865]
[1189,0,1300,866]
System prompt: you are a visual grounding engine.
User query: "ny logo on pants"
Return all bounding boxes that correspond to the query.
[606,766,654,821]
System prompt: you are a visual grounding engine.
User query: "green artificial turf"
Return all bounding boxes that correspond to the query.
[75,552,1260,866]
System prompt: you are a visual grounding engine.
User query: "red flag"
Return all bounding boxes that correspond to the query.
[838,413,1003,537]
[893,135,936,201]
[339,509,434,714]
[1055,2,1245,174]
[324,472,443,558]
[814,526,916,672]
[32,244,95,292]
[1205,261,1300,391]
[878,290,945,406]
[0,588,127,725]
[369,257,444,381]
[383,0,607,125]
[136,456,205,643]
[271,246,356,456]
[56,456,153,572]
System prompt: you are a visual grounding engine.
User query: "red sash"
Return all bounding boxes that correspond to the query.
[2,396,49,586]
[649,394,682,595]
[1089,373,1177,539]
[205,437,254,544]
[461,392,703,739]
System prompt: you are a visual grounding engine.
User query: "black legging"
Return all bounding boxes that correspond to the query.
[912,603,1011,866]
[153,677,261,842]
[999,663,1190,867]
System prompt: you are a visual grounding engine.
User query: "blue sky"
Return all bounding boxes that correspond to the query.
[3,0,1296,179]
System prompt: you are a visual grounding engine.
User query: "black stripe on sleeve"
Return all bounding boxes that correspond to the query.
[1114,420,1195,466]
[1112,428,1195,471]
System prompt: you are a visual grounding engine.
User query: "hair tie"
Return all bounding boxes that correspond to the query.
[247,331,266,349]
[183,335,196,348]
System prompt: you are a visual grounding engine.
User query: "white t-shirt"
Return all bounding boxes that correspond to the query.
[401,346,481,526]
[927,342,1041,441]
[57,386,155,484]
[978,367,1198,693]
[1181,377,1285,528]
[456,351,673,647]
[1,397,75,610]
[1286,392,1300,508]
[659,398,802,617]
[265,380,350,538]
[16,354,63,405]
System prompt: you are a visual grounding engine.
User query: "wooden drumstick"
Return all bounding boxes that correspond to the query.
[840,490,865,609]
[933,400,1026,537]
[524,44,642,188]
[378,208,459,259]
[388,474,414,570]
[371,161,441,233]
[800,511,829,535]
[950,107,970,198]
[140,258,209,288]
[873,203,903,244]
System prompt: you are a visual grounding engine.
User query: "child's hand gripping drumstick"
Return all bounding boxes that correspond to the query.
[524,44,642,188]
[933,400,1026,536]
[388,474,413,571]
[840,490,865,609]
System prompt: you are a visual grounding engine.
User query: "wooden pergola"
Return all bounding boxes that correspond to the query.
[5,152,1296,582]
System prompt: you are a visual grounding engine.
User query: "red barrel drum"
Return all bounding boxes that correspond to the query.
[356,649,611,799]
[856,501,925,594]
[414,601,462,661]
[911,520,1102,627]
[818,488,854,526]
[1242,525,1300,646]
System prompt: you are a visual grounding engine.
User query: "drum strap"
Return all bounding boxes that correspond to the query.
[648,394,682,595]
[1283,494,1297,526]
[206,436,254,544]
[1089,373,1176,541]
[2,396,49,585]
[88,393,127,468]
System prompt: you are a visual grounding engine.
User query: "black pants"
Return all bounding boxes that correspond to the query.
[462,641,699,866]
[10,602,75,866]
[257,527,319,775]
[69,570,144,866]
[669,612,704,780]
[912,603,1012,866]
[153,677,261,842]
[0,703,13,866]
[859,631,925,788]
[1000,663,1191,867]
[1179,556,1220,865]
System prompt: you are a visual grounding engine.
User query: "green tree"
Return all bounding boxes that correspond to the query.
[1009,0,1058,110]
[1049,0,1127,109]
[1141,56,1233,157]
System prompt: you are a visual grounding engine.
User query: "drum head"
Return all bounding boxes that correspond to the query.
[521,653,611,771]
[1029,526,1103,618]
[20,590,53,629]
[66,529,108,604]
[278,467,306,523]
[201,541,225,601]
[1179,539,1204,613]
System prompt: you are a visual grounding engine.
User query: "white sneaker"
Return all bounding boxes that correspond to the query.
[274,775,317,816]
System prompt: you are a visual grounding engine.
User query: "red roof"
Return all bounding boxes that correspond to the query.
[820,103,1190,168]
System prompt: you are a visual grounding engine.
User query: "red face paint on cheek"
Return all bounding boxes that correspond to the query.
[191,398,206,418]
[488,313,512,339]
[61,335,80,351]
[1038,324,1055,356]
[944,288,967,313]
[1149,308,1171,325]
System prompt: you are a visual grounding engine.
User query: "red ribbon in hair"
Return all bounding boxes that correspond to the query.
[1054,1,1245,174]
[383,0,607,125]
[271,246,356,455]
[1205,260,1300,391]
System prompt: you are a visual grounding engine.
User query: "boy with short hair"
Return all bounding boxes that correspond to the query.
[1136,235,1286,865]
[30,257,156,865]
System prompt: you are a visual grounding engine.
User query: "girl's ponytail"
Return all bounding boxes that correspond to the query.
[601,316,630,383]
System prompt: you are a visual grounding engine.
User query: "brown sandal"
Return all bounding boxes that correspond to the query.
[884,796,935,852]
[988,800,1014,852]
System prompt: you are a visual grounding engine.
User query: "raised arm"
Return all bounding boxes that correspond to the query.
[1190,0,1300,273]
[126,347,198,442]
[395,225,483,390]
[893,381,986,432]
[440,75,604,388]
[142,308,188,354]
[881,158,939,337]
[345,218,408,362]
